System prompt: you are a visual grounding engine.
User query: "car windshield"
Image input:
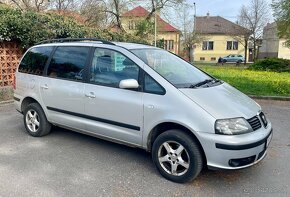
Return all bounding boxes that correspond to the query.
[131,49,213,88]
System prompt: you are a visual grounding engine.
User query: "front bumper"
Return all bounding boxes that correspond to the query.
[197,123,273,170]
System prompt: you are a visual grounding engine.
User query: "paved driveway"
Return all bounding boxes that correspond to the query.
[0,100,289,197]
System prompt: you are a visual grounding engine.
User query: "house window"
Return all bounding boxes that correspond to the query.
[211,57,216,61]
[202,41,214,50]
[200,57,205,61]
[128,20,136,30]
[227,41,238,50]
[164,40,174,51]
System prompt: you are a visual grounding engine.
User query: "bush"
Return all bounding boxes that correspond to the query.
[0,4,148,48]
[249,58,290,72]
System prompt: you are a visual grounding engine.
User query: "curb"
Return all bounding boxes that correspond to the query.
[0,100,13,105]
[249,95,290,101]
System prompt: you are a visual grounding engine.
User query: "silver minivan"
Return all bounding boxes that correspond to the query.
[14,39,272,183]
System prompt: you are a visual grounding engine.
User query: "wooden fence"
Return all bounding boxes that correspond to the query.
[0,42,23,87]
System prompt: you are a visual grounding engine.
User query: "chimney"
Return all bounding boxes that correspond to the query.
[206,12,210,18]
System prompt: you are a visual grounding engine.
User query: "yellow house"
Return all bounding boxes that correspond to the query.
[121,6,181,55]
[259,22,290,59]
[194,14,251,62]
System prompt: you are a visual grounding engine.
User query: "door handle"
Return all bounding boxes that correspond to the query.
[85,92,96,98]
[41,84,48,89]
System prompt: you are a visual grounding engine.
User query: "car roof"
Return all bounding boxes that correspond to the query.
[33,41,159,51]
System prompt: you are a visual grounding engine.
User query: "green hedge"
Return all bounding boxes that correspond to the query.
[0,5,148,48]
[249,58,290,72]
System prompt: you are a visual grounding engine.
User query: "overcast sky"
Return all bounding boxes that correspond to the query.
[161,0,275,31]
[186,0,273,21]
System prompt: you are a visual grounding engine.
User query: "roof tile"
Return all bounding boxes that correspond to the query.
[122,6,180,32]
[196,16,250,35]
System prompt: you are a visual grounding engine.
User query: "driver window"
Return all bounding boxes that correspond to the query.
[90,48,139,88]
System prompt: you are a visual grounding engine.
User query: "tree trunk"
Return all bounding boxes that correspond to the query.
[244,37,248,65]
[253,40,256,62]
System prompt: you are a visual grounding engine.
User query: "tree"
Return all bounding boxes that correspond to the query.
[0,4,148,48]
[230,33,251,65]
[238,0,270,61]
[80,0,108,28]
[272,0,290,48]
[101,0,134,30]
[8,0,49,11]
[50,0,75,11]
[174,3,195,61]
[135,19,154,38]
[145,0,184,20]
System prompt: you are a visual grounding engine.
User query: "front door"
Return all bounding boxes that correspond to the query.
[84,47,143,146]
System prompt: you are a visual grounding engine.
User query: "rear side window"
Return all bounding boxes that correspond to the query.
[19,47,53,75]
[47,46,89,81]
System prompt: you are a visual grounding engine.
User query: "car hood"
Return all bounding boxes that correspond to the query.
[179,83,261,119]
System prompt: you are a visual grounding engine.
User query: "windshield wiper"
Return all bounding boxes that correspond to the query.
[189,79,218,88]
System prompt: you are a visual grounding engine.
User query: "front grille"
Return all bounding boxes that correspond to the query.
[247,116,262,131]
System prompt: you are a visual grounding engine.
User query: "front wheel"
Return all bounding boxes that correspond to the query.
[152,130,203,183]
[23,103,51,137]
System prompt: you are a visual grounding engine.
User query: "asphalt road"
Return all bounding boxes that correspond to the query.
[0,99,289,197]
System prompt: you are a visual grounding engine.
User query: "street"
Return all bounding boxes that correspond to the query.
[0,99,289,197]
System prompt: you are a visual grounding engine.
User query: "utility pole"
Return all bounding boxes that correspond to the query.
[193,2,196,32]
[154,0,157,47]
[191,2,196,62]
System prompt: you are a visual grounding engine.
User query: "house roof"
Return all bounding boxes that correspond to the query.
[195,16,251,35]
[122,6,149,17]
[122,6,180,32]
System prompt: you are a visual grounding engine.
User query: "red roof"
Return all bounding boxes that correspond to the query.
[123,6,149,17]
[156,16,179,32]
[122,6,180,32]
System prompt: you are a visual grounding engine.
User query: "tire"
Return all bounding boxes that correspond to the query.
[152,130,203,183]
[237,60,242,64]
[222,59,227,63]
[23,103,51,137]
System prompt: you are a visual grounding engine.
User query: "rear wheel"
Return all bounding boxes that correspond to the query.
[152,130,203,183]
[23,103,51,137]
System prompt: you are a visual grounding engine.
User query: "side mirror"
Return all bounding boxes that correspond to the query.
[119,79,139,89]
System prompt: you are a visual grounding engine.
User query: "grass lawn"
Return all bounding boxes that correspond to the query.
[196,65,290,97]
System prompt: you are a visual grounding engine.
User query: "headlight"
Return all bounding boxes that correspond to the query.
[215,118,253,135]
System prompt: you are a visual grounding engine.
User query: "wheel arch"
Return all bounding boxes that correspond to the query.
[147,122,207,166]
[21,97,42,112]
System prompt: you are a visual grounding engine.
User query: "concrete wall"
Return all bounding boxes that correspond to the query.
[194,34,247,62]
[259,23,290,60]
[259,23,279,59]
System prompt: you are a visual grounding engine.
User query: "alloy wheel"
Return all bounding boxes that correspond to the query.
[25,109,40,133]
[157,141,190,176]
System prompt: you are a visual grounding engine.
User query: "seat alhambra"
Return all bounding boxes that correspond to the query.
[14,38,272,183]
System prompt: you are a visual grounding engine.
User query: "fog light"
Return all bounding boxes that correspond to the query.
[229,155,256,167]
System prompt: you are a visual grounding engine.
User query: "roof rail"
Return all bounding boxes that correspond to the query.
[37,38,115,45]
